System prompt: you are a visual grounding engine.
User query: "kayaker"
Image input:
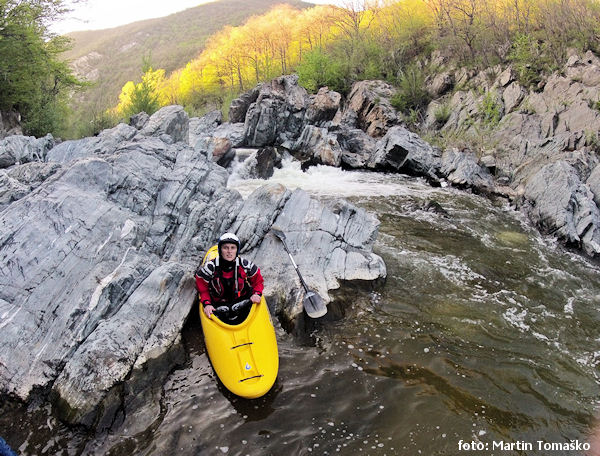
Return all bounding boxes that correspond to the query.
[195,232,264,318]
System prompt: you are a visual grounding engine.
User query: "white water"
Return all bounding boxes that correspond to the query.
[227,157,439,199]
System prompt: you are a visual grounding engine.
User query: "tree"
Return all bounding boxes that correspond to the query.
[0,0,84,136]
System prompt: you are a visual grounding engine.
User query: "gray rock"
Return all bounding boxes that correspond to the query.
[427,72,454,98]
[368,126,441,182]
[305,87,342,126]
[342,80,398,137]
[229,85,260,123]
[188,110,222,148]
[0,134,55,168]
[523,160,600,255]
[0,161,62,210]
[139,105,189,144]
[213,122,245,148]
[503,82,526,114]
[292,125,342,167]
[129,112,150,130]
[0,105,386,427]
[244,75,309,147]
[336,126,377,169]
[47,123,137,164]
[441,148,494,192]
[587,165,600,206]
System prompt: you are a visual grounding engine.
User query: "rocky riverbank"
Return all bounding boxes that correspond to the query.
[0,105,385,429]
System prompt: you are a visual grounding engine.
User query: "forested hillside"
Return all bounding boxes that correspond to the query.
[112,0,600,139]
[61,0,312,138]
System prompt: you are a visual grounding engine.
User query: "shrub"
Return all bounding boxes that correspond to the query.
[391,64,430,114]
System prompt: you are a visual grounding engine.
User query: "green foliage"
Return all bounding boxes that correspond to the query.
[297,47,346,93]
[478,90,502,127]
[507,33,551,88]
[391,64,430,114]
[433,102,451,126]
[0,0,83,136]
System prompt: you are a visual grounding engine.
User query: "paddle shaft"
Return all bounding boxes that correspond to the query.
[278,236,312,294]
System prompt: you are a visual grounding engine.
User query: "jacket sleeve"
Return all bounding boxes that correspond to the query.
[195,261,214,305]
[248,267,264,296]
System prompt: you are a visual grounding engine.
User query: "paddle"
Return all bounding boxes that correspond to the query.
[271,227,327,318]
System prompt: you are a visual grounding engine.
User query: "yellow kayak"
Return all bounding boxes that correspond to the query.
[199,246,279,399]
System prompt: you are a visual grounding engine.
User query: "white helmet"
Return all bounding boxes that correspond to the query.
[218,232,240,254]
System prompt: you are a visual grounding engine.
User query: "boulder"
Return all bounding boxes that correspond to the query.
[304,87,342,127]
[140,105,189,144]
[129,112,150,130]
[0,134,55,168]
[244,75,309,147]
[336,126,377,169]
[291,125,343,167]
[523,160,600,255]
[441,148,494,193]
[340,80,398,137]
[368,126,441,182]
[229,85,261,123]
[0,161,62,210]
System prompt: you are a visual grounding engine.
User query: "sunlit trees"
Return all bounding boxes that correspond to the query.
[0,0,83,136]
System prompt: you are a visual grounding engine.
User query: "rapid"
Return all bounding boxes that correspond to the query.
[3,159,600,455]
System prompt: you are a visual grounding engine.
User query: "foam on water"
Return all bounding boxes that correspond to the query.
[227,157,429,199]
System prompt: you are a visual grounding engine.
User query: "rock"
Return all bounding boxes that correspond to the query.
[523,160,600,255]
[47,124,137,164]
[427,72,454,98]
[336,126,377,169]
[0,105,386,428]
[0,134,55,168]
[244,75,309,147]
[291,125,342,167]
[342,80,398,137]
[587,165,600,206]
[503,82,526,113]
[0,161,62,210]
[368,126,441,182]
[129,112,150,130]
[229,85,261,123]
[232,147,283,180]
[247,187,386,320]
[188,110,222,148]
[441,148,494,193]
[305,87,342,126]
[213,122,245,148]
[140,105,189,144]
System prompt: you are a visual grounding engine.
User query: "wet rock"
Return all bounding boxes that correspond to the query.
[233,147,283,179]
[523,160,600,255]
[336,126,376,169]
[368,126,441,182]
[441,148,494,193]
[0,134,55,168]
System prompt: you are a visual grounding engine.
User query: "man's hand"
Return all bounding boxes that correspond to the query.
[250,294,261,304]
[204,305,215,318]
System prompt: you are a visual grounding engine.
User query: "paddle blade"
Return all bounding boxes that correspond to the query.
[271,226,286,241]
[303,290,327,318]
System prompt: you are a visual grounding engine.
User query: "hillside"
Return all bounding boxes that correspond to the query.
[62,0,312,135]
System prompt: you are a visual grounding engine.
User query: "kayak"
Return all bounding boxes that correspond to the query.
[199,246,279,399]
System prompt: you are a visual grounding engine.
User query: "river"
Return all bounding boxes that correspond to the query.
[2,160,600,455]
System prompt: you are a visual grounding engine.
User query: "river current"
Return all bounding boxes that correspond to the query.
[2,160,600,455]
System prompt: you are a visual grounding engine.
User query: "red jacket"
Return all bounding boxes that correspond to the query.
[195,256,264,306]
